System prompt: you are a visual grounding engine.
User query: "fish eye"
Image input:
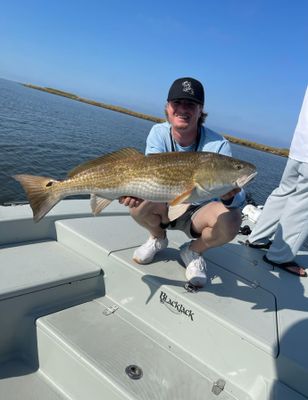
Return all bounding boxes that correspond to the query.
[46,181,53,187]
[235,163,243,170]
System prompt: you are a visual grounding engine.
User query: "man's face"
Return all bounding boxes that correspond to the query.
[166,100,202,131]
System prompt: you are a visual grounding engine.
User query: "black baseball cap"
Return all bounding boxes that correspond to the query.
[167,77,204,105]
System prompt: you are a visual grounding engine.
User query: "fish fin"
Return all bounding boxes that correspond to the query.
[13,174,61,222]
[68,148,143,177]
[193,182,213,199]
[168,204,190,221]
[169,188,194,206]
[90,194,112,215]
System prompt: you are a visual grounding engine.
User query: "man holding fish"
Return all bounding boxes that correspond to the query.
[120,77,249,287]
[14,78,256,289]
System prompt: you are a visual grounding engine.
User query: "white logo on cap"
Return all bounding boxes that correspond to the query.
[182,81,194,95]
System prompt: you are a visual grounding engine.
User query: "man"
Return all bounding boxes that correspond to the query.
[247,85,308,277]
[120,77,245,287]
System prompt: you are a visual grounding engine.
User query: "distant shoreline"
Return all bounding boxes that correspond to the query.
[22,83,289,158]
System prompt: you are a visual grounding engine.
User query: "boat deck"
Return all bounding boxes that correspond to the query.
[0,200,307,399]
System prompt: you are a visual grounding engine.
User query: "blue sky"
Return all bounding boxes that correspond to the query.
[1,0,307,147]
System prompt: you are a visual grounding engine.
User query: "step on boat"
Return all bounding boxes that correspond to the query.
[0,199,308,400]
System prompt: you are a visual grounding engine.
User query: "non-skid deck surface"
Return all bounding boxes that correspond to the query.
[0,359,68,400]
[56,214,278,356]
[0,240,101,300]
[36,298,239,400]
[55,203,308,397]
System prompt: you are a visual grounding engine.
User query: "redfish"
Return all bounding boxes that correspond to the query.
[14,147,257,222]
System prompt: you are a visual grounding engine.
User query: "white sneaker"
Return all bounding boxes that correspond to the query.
[180,242,207,287]
[133,236,168,264]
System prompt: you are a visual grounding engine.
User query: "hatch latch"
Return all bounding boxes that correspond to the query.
[212,379,226,395]
[103,304,119,316]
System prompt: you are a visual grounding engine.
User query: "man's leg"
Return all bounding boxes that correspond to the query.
[130,201,169,264]
[129,201,169,239]
[179,202,241,287]
[249,159,298,244]
[266,160,308,263]
[189,202,242,253]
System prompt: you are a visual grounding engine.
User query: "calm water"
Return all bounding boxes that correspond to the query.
[0,78,287,206]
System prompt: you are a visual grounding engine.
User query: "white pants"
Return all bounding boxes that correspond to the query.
[249,158,308,263]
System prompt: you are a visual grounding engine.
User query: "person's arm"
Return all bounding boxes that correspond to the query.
[221,188,246,208]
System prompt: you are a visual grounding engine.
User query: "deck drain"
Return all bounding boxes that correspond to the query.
[125,364,143,380]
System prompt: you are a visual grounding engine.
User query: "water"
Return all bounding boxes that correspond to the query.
[0,78,287,206]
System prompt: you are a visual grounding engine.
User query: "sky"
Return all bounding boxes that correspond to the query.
[0,0,307,148]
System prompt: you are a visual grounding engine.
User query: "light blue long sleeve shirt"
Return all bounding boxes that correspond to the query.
[145,122,246,208]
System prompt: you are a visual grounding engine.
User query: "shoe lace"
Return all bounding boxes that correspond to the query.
[190,251,205,272]
[146,237,162,251]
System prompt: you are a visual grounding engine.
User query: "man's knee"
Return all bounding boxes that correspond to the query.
[221,209,241,240]
[130,201,167,220]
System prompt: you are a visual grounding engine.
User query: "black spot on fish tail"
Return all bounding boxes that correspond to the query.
[13,174,61,222]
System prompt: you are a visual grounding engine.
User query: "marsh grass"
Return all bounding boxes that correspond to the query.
[23,84,289,157]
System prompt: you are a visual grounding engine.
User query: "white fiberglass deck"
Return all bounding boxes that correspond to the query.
[0,200,307,399]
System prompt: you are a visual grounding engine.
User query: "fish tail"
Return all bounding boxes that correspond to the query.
[13,174,61,222]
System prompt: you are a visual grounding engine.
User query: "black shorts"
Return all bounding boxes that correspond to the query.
[160,204,204,239]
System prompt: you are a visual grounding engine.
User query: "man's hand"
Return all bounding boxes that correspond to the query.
[119,196,143,208]
[220,188,241,201]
